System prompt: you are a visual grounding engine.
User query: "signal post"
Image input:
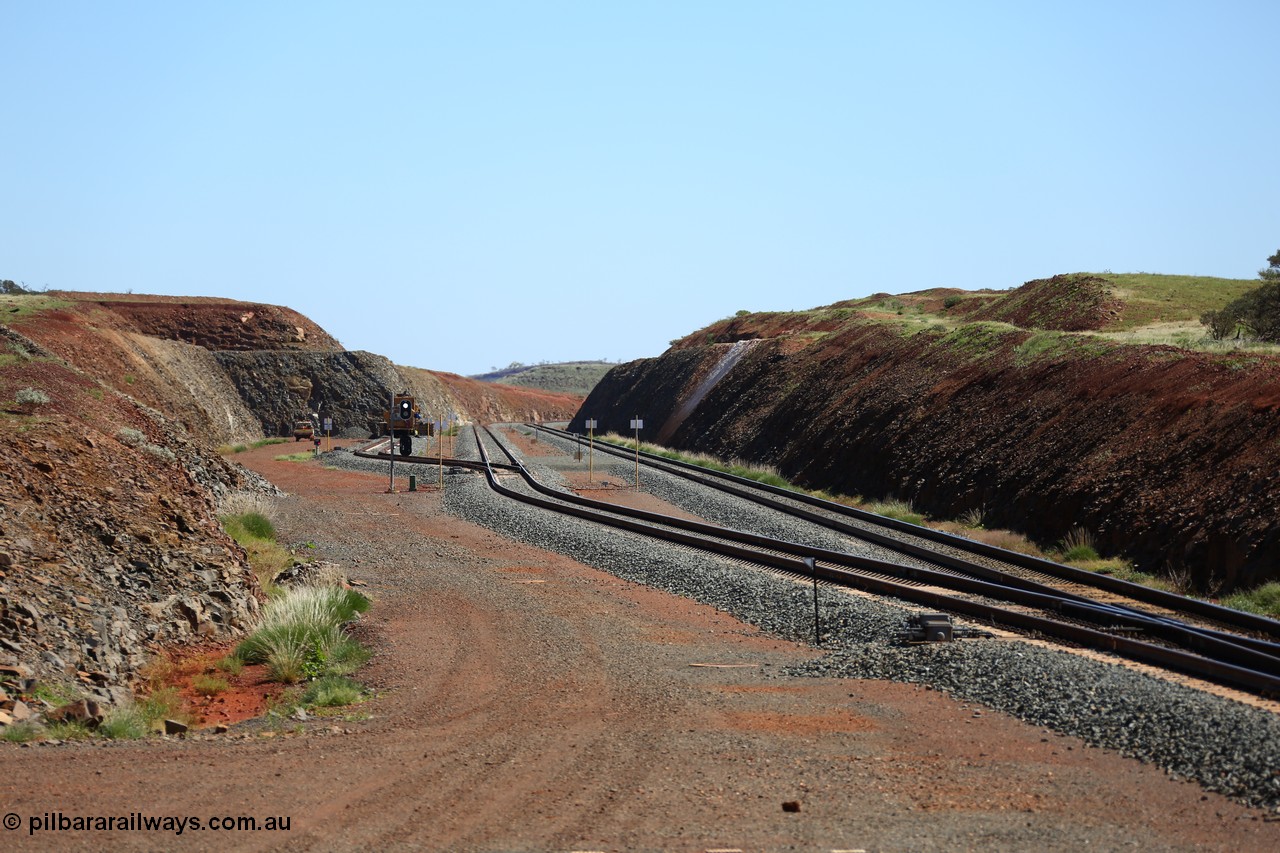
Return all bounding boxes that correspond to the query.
[630,417,643,489]
[584,419,597,481]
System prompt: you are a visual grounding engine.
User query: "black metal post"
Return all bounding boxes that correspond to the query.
[805,557,820,646]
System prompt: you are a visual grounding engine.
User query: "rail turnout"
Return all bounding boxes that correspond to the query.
[374,424,1280,698]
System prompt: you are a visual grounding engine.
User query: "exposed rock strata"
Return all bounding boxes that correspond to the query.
[0,391,267,703]
[574,325,1280,591]
[1,290,584,702]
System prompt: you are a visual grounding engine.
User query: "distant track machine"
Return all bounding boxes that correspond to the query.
[380,393,433,456]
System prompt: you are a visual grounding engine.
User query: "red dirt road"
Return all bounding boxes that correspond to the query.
[1,445,1277,851]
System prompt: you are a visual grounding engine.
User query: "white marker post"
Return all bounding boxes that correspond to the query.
[585,419,597,481]
[630,417,643,489]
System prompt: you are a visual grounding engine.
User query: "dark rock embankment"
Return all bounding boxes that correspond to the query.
[2,289,586,702]
[574,324,1280,591]
[216,350,408,437]
[217,352,585,439]
[0,352,268,702]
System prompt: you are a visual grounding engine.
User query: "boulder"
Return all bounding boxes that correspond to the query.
[45,698,104,729]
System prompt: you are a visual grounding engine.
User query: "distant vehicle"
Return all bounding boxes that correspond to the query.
[292,420,315,441]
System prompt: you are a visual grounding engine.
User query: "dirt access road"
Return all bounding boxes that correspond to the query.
[2,443,1278,852]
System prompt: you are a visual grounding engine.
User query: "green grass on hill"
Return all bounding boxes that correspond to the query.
[836,273,1276,355]
[0,293,73,321]
[1097,273,1260,330]
[473,361,613,396]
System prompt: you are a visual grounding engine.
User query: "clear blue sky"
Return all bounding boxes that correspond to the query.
[3,1,1277,375]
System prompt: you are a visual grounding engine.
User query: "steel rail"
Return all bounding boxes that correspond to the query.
[540,425,1280,643]
[352,437,520,473]
[476,427,1280,697]
[485,427,1280,677]
[538,425,1280,666]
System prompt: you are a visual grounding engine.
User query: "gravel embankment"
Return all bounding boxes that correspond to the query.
[324,432,1280,811]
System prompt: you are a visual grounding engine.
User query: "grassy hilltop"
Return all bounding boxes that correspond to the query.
[471,361,617,397]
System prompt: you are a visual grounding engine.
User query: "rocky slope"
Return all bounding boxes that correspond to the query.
[0,291,583,700]
[0,324,267,703]
[573,275,1280,592]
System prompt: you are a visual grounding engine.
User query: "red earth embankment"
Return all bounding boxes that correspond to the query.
[574,320,1280,591]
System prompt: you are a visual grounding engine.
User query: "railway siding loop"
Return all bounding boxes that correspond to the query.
[541,425,1280,642]
[472,425,1280,698]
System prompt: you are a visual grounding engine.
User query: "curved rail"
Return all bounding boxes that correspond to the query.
[539,425,1280,643]
[475,426,1280,697]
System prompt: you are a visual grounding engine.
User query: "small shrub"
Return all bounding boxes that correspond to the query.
[868,498,925,526]
[964,528,1046,557]
[219,491,276,519]
[0,721,42,743]
[236,585,371,685]
[266,640,308,684]
[323,635,372,676]
[237,511,277,541]
[215,654,244,676]
[1063,543,1100,562]
[138,686,187,730]
[143,443,176,463]
[115,427,175,462]
[237,623,315,667]
[98,705,149,740]
[1090,562,1171,590]
[285,585,370,624]
[302,644,329,680]
[221,502,290,592]
[1222,582,1280,619]
[239,541,293,594]
[44,720,94,741]
[944,295,963,309]
[958,507,985,529]
[1159,564,1196,596]
[14,387,49,413]
[191,674,229,697]
[1061,527,1101,562]
[116,427,146,447]
[302,676,363,707]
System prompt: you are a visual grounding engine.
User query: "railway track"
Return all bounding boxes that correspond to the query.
[465,424,1280,698]
[538,425,1280,646]
[351,427,1280,697]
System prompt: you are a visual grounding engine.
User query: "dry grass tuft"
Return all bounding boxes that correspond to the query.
[219,490,277,519]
